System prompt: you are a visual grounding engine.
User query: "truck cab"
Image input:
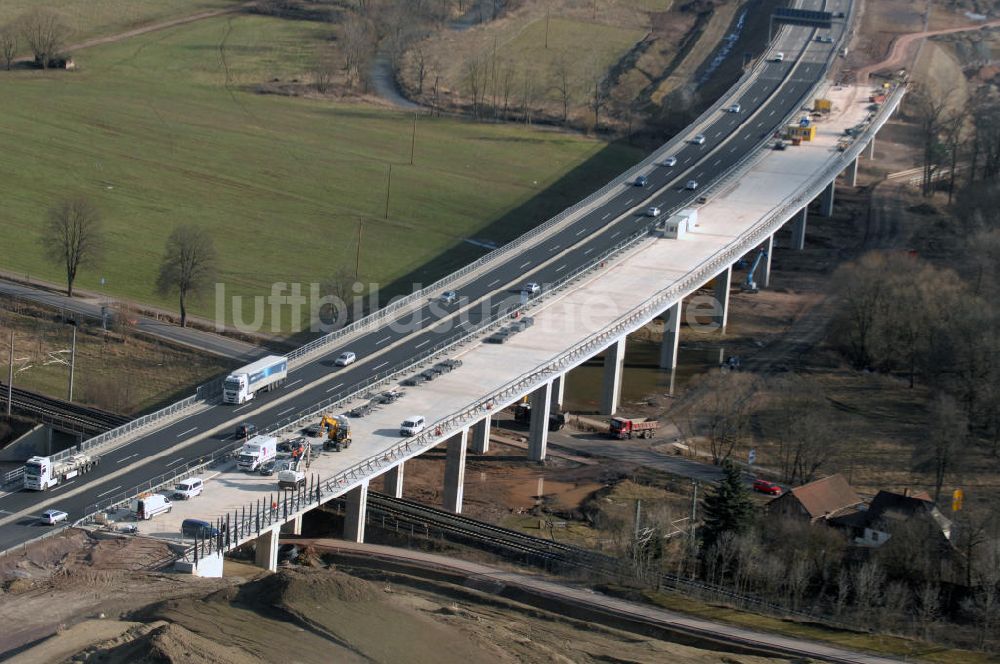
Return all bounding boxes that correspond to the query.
[237,435,277,472]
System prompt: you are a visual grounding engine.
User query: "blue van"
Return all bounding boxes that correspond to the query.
[181,518,219,539]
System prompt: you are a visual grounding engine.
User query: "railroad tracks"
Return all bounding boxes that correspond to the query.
[0,383,130,435]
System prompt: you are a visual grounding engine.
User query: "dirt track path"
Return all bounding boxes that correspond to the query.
[14,1,255,63]
[857,17,1000,82]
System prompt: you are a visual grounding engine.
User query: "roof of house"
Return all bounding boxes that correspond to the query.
[866,489,952,538]
[783,474,862,521]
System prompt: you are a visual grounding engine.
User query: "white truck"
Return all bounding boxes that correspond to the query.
[223,355,288,405]
[24,454,100,491]
[237,435,277,472]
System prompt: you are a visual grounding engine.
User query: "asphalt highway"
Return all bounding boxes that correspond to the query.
[0,0,848,551]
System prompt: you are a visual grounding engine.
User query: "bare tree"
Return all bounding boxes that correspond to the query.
[519,67,539,125]
[551,58,572,125]
[680,372,757,464]
[17,8,70,70]
[0,24,17,71]
[413,47,428,95]
[342,16,373,89]
[910,86,953,197]
[912,392,967,503]
[589,71,608,131]
[313,50,336,93]
[155,225,218,328]
[499,59,515,119]
[463,56,485,118]
[765,374,840,485]
[41,197,103,297]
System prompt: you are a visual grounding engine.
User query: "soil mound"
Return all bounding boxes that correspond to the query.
[254,568,378,606]
[95,621,264,664]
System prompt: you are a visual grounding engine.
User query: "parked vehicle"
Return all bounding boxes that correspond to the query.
[237,435,278,472]
[772,52,784,62]
[259,459,278,476]
[278,458,306,490]
[319,415,352,451]
[400,415,426,436]
[334,351,356,366]
[181,518,219,539]
[278,543,300,564]
[753,479,782,496]
[130,494,172,520]
[172,477,204,500]
[40,509,68,525]
[24,454,99,491]
[513,404,566,431]
[608,417,660,439]
[521,282,540,295]
[222,355,288,405]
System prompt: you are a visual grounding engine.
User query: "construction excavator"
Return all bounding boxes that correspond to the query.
[320,414,352,452]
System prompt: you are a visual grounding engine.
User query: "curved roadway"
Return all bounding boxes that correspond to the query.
[0,0,848,551]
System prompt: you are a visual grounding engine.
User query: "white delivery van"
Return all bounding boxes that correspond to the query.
[400,416,426,436]
[130,494,173,520]
[173,477,204,500]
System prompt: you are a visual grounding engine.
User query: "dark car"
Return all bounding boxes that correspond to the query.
[752,479,782,496]
[635,175,648,187]
[303,423,323,437]
[259,460,277,476]
[235,422,257,439]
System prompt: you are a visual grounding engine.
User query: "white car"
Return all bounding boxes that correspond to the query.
[440,291,457,305]
[40,509,68,525]
[772,52,785,62]
[334,351,356,366]
[521,282,540,295]
[728,103,741,113]
[685,180,699,191]
[647,206,661,217]
[691,134,706,145]
[400,415,426,436]
[662,156,677,167]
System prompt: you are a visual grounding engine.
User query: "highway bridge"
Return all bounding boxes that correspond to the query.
[0,0,900,574]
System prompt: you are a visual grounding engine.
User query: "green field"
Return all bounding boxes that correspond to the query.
[0,14,642,331]
[0,0,238,42]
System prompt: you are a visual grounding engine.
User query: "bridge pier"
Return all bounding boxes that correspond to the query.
[713,267,732,333]
[820,181,835,217]
[659,302,681,370]
[763,234,774,288]
[471,416,491,454]
[254,527,279,572]
[343,480,369,543]
[443,429,468,513]
[550,374,565,412]
[383,462,405,498]
[600,339,626,415]
[846,156,859,187]
[868,136,876,160]
[792,207,808,250]
[280,514,302,536]
[529,381,553,461]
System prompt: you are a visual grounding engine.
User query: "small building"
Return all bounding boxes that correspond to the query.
[767,473,863,523]
[835,489,952,549]
[657,208,696,239]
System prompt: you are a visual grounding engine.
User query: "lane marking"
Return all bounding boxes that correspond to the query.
[326,382,345,393]
[116,453,139,464]
[233,403,253,413]
[284,379,302,389]
[624,198,634,206]
[601,213,611,220]
[97,485,122,498]
[550,244,560,252]
[52,480,76,492]
[610,231,620,238]
[713,159,722,167]
[487,278,500,287]
[576,227,587,236]
[372,361,389,371]
[165,457,185,467]
[176,427,197,438]
[415,339,431,349]
[277,407,295,416]
[556,264,567,272]
[376,335,390,345]
[519,261,531,268]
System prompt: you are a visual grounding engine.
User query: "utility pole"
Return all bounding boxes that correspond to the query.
[633,499,642,540]
[67,324,77,402]
[6,330,12,418]
[384,164,392,220]
[544,8,550,49]
[355,218,364,281]
[410,113,417,166]
[689,481,699,542]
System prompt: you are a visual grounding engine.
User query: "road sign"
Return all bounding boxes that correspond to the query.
[748,448,756,465]
[952,488,964,512]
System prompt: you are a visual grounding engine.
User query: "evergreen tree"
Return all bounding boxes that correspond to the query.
[701,460,755,547]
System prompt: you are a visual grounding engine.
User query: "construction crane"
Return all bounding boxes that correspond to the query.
[741,247,768,293]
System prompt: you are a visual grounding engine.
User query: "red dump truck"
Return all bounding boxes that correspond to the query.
[608,417,660,439]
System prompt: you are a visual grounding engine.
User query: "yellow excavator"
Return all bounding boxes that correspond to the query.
[320,415,352,452]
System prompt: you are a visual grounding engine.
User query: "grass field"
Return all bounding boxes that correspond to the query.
[0,0,237,42]
[0,14,642,331]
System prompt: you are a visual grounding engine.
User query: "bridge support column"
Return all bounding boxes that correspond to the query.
[529,381,553,461]
[713,268,732,334]
[868,136,876,160]
[254,527,279,572]
[820,181,835,217]
[601,339,626,415]
[846,156,859,187]
[280,514,302,536]
[792,207,808,250]
[343,480,369,543]
[443,429,468,513]
[550,374,565,412]
[383,462,404,498]
[471,416,491,454]
[659,302,681,370]
[763,234,774,288]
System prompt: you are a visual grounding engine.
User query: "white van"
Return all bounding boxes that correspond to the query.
[772,52,784,62]
[173,477,204,500]
[400,416,426,436]
[130,494,172,520]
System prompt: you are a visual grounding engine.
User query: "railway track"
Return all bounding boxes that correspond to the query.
[0,383,130,435]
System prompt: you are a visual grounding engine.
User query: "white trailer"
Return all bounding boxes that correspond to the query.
[237,435,277,472]
[24,454,100,491]
[223,355,288,405]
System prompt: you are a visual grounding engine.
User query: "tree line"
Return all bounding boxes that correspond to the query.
[0,8,73,70]
[42,196,216,328]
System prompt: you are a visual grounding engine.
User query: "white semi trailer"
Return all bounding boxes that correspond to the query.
[223,355,288,405]
[24,454,100,491]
